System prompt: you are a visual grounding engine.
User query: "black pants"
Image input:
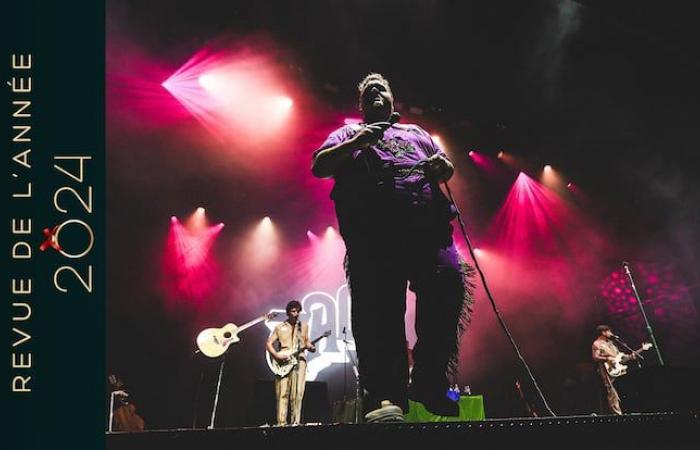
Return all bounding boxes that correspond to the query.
[345,238,473,412]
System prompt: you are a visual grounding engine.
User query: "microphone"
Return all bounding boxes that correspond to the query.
[612,334,621,340]
[342,326,346,335]
[622,261,631,273]
[375,112,400,132]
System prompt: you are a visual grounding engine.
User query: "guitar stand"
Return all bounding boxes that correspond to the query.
[208,356,226,429]
[108,390,127,432]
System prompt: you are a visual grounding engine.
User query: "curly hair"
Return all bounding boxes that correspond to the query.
[357,72,392,95]
[596,324,611,335]
[286,300,302,313]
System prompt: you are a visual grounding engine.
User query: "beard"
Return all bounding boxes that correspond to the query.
[362,101,393,123]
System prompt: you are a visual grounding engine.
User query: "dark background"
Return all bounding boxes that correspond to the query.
[5,1,105,448]
[106,0,700,428]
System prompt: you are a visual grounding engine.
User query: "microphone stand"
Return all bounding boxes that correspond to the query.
[342,337,361,423]
[342,327,348,407]
[622,262,665,366]
[612,336,643,368]
[441,178,556,417]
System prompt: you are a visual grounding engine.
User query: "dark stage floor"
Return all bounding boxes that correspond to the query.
[107,412,698,450]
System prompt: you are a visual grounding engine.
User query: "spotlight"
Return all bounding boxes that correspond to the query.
[196,207,205,214]
[170,216,178,223]
[197,73,218,92]
[498,151,504,159]
[468,151,475,157]
[544,165,552,171]
[275,96,293,110]
[262,216,272,225]
[306,230,320,243]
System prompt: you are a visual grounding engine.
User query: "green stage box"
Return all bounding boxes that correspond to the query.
[405,396,486,422]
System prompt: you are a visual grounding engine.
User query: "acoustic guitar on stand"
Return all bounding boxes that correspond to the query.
[196,312,279,358]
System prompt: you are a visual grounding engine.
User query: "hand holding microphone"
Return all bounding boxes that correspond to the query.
[353,112,400,149]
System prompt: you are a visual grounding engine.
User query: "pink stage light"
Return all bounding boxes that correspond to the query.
[275,96,293,110]
[107,34,194,128]
[242,217,280,269]
[496,151,518,167]
[540,164,564,191]
[468,150,501,176]
[185,207,209,232]
[162,216,223,303]
[491,172,571,257]
[306,230,319,243]
[161,47,296,145]
[301,223,346,289]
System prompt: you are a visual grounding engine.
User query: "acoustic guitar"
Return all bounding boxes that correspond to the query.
[196,312,279,358]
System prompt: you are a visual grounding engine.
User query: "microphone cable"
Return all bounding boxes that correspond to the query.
[441,177,557,417]
[373,127,557,415]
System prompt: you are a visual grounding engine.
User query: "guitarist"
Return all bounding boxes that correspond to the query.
[266,300,316,425]
[591,325,638,415]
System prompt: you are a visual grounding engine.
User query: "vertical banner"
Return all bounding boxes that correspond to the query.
[3,1,105,449]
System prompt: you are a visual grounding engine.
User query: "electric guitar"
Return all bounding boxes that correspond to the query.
[196,312,279,358]
[270,330,331,377]
[604,342,653,378]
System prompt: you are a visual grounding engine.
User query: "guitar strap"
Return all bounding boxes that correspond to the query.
[295,322,304,361]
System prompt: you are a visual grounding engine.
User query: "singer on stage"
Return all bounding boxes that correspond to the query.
[592,325,637,415]
[312,73,475,422]
[266,300,316,425]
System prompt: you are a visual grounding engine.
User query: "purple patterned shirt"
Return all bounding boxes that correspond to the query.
[315,123,455,244]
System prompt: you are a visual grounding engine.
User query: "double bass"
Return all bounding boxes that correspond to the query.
[108,374,145,432]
